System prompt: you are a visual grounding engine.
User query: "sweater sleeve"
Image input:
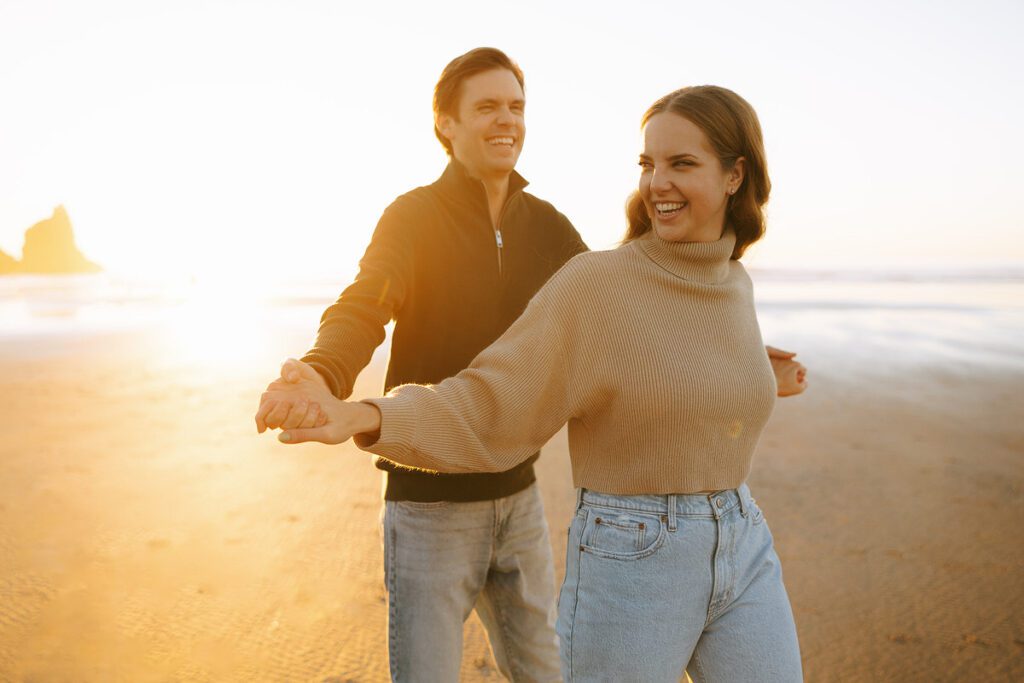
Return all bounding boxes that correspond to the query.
[300,197,418,399]
[354,265,580,473]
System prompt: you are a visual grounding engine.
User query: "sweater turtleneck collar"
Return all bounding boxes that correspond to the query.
[633,228,736,284]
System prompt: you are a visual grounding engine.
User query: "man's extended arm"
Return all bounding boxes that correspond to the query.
[256,199,417,432]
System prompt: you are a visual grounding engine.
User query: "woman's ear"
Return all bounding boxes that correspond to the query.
[728,156,746,194]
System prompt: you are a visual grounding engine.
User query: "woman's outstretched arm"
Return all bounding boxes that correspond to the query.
[261,263,583,474]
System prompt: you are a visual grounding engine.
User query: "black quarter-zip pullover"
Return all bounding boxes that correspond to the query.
[303,159,587,501]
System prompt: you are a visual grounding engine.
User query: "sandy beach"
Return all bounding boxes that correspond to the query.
[1,287,1022,682]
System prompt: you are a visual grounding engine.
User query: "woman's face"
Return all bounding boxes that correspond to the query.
[638,112,743,243]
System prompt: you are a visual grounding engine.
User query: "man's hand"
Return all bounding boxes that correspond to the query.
[766,346,808,397]
[256,372,382,445]
[255,359,330,433]
[765,345,795,362]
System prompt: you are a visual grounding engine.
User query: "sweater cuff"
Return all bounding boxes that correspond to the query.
[354,393,420,464]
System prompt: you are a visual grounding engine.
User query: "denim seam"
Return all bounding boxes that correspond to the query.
[706,515,723,626]
[489,498,522,682]
[692,648,709,683]
[385,504,400,682]
[567,508,588,682]
[489,580,520,681]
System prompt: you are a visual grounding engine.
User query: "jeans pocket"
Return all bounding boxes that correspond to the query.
[579,508,666,561]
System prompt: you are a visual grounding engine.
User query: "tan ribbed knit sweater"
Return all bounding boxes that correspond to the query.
[356,229,777,494]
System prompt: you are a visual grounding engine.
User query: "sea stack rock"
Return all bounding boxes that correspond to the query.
[0,249,17,274]
[17,206,101,274]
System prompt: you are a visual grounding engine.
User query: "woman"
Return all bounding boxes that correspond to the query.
[266,85,803,682]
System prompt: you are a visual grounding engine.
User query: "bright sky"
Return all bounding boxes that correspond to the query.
[1,0,1022,281]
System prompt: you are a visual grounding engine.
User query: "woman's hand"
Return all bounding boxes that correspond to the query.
[256,375,382,445]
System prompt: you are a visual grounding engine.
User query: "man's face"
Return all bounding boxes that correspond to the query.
[438,68,525,180]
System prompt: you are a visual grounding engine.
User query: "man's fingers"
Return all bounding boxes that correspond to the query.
[297,402,321,430]
[280,358,301,383]
[766,345,796,360]
[264,398,295,430]
[280,399,311,430]
[255,399,277,434]
[281,358,320,384]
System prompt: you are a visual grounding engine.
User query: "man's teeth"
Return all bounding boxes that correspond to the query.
[488,137,514,145]
[656,202,685,213]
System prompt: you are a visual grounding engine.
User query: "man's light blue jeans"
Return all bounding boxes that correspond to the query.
[382,482,561,682]
[557,485,803,682]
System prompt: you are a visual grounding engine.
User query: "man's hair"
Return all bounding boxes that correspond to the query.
[433,47,525,156]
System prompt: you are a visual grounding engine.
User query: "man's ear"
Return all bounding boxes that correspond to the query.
[436,112,455,145]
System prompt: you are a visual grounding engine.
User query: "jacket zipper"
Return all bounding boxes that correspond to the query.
[494,228,504,276]
[494,194,516,277]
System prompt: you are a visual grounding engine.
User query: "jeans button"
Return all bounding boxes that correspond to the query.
[715,498,724,508]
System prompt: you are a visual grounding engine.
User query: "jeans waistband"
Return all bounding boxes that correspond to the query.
[577,484,751,521]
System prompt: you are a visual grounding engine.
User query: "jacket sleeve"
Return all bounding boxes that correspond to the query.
[555,210,590,259]
[301,197,418,399]
[354,263,581,473]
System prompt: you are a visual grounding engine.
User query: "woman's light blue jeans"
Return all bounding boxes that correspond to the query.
[556,484,802,682]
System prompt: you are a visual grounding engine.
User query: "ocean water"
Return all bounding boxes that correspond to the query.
[1,269,1022,371]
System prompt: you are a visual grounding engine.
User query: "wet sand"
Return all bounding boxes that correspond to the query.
[0,327,1021,681]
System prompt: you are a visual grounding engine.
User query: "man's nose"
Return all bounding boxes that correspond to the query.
[495,105,515,125]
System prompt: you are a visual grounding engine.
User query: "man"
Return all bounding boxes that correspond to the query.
[256,48,806,682]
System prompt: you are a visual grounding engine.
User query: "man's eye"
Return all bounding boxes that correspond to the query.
[638,161,652,169]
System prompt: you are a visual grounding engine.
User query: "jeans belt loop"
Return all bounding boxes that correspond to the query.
[737,489,749,518]
[666,494,678,531]
[576,487,585,511]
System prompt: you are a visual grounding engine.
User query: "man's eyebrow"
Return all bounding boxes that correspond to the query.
[472,97,526,108]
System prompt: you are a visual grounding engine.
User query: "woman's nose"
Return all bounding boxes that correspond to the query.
[650,167,673,193]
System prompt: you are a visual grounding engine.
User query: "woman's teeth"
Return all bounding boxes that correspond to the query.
[655,202,686,215]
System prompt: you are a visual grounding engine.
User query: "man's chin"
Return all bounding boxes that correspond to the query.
[485,154,519,174]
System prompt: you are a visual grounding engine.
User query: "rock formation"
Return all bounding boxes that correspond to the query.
[0,206,101,275]
[0,249,17,273]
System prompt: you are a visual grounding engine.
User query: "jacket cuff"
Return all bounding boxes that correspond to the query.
[301,359,343,398]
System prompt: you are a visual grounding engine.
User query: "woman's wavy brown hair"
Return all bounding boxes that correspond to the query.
[623,86,770,259]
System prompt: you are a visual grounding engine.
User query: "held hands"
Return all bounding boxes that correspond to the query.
[254,358,382,445]
[766,346,808,397]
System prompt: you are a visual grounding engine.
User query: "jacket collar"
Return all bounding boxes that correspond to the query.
[435,158,529,214]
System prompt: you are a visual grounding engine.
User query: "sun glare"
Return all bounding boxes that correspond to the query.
[158,273,289,369]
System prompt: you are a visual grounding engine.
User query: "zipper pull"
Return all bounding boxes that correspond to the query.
[495,229,503,249]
